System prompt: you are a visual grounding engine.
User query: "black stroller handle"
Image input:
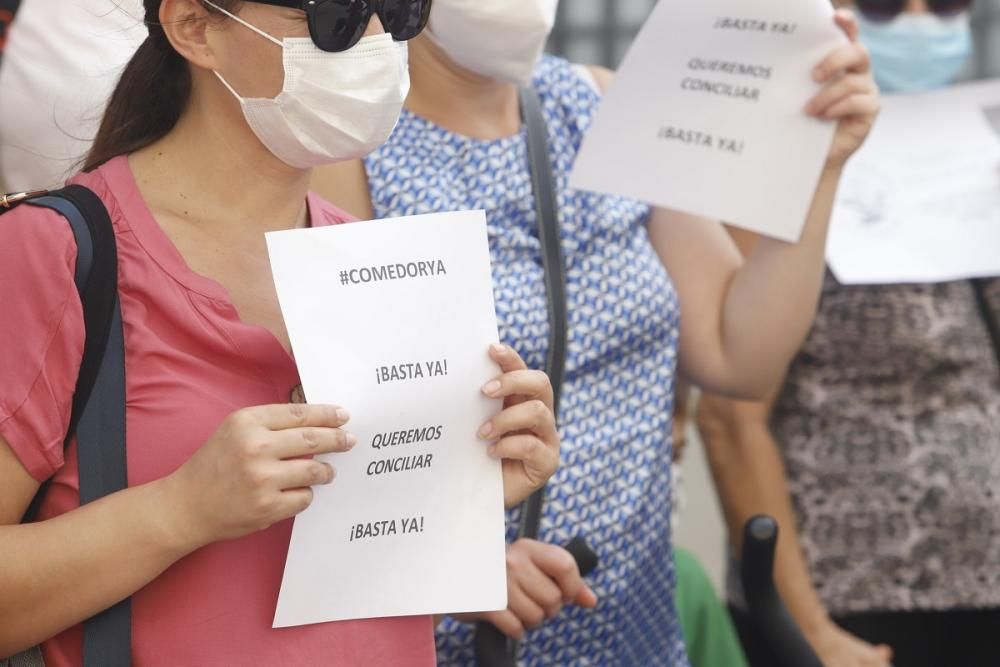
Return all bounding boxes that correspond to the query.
[741,515,823,667]
[474,537,598,667]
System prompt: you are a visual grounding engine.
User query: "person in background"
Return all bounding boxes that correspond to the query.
[0,1,559,664]
[312,0,880,663]
[697,2,1000,666]
[0,0,146,191]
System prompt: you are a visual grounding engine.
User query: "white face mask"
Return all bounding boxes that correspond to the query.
[425,0,559,85]
[204,1,410,169]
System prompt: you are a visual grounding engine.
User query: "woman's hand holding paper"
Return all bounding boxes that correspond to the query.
[164,404,355,548]
[478,344,560,508]
[454,538,597,639]
[808,9,881,171]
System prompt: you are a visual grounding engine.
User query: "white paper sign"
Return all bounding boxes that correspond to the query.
[570,0,845,242]
[827,79,1000,285]
[267,211,507,627]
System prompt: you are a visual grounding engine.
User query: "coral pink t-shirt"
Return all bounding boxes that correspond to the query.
[0,155,435,666]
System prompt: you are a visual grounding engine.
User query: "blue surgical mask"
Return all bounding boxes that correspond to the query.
[858,13,973,93]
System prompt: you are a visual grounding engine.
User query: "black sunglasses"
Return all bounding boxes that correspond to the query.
[246,0,432,52]
[857,0,972,23]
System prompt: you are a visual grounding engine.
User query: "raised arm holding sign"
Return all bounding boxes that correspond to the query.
[569,5,880,397]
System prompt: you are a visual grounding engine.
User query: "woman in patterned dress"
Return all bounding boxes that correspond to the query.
[314,2,880,664]
[698,2,1000,666]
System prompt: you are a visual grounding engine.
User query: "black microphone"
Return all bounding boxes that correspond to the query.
[740,515,823,667]
[474,537,599,667]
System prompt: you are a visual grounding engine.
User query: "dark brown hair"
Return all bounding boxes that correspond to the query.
[83,0,239,171]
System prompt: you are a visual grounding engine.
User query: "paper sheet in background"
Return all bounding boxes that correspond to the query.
[570,0,845,242]
[267,211,507,627]
[827,79,1000,285]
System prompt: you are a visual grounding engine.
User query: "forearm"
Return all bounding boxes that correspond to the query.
[715,167,841,395]
[698,396,832,636]
[0,477,201,654]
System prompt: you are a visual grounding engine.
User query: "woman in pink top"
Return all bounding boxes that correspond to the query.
[0,1,561,664]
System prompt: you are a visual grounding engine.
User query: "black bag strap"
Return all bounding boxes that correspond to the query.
[516,85,569,540]
[972,278,1000,371]
[5,185,131,666]
[472,86,570,667]
[29,186,120,451]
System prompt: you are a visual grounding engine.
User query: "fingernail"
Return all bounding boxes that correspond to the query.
[336,408,350,422]
[482,380,502,396]
[487,444,500,458]
[345,433,357,448]
[478,422,494,439]
[491,343,507,355]
[326,466,337,483]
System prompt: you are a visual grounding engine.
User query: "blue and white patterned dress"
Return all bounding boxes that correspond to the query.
[364,56,689,667]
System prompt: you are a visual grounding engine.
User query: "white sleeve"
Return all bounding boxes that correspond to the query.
[0,0,147,192]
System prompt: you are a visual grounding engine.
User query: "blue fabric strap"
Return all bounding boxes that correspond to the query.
[21,187,131,667]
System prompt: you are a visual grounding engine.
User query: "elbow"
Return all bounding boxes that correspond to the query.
[694,393,773,468]
[693,397,730,443]
[0,631,34,660]
[697,374,779,404]
[708,357,791,402]
[729,372,784,402]
[693,395,743,465]
[0,596,51,656]
[0,604,18,655]
[686,348,790,402]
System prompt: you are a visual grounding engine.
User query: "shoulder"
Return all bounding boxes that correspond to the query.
[533,55,594,98]
[1,199,79,277]
[0,197,86,480]
[0,194,84,343]
[530,56,609,142]
[1,163,124,309]
[533,56,614,96]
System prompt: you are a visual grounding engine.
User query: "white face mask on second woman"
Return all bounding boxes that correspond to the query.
[425,0,560,85]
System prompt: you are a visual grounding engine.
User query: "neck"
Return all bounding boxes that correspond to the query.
[131,76,311,233]
[405,36,522,140]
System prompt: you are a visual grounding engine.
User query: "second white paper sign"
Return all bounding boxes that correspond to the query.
[571,0,846,242]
